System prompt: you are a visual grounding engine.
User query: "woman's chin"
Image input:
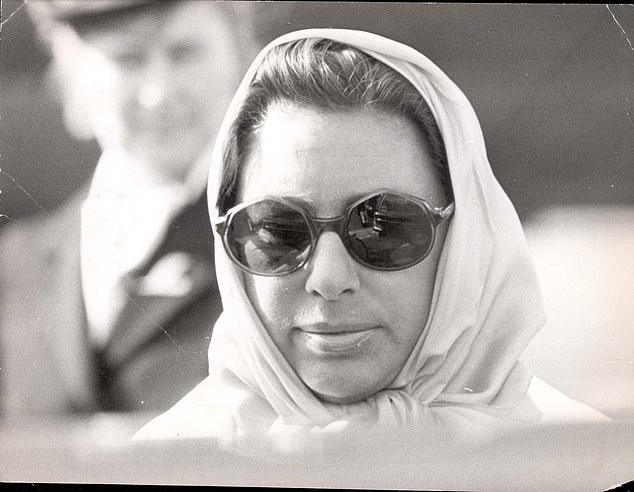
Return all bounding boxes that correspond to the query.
[310,382,384,405]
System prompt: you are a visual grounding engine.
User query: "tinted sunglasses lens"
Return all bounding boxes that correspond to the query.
[346,193,434,269]
[226,200,312,274]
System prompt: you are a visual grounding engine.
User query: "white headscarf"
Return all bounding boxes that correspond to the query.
[135,29,600,458]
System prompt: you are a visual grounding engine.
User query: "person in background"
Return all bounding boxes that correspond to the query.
[0,0,257,416]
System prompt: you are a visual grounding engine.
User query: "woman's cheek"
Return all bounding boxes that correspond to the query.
[244,276,302,332]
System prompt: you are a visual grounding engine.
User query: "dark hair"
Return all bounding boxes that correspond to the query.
[217,37,452,213]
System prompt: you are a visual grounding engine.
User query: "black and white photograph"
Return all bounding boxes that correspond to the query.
[0,2,633,490]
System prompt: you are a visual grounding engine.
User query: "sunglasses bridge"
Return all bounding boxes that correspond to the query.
[305,213,349,239]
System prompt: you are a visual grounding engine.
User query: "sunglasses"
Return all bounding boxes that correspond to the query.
[215,189,455,276]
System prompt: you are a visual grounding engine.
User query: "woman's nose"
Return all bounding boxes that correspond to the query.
[305,231,360,300]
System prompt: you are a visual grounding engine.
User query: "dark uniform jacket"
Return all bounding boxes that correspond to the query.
[0,188,222,416]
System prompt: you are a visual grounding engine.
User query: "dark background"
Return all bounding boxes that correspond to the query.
[1,2,633,226]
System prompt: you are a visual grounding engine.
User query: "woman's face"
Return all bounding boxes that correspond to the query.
[238,103,449,404]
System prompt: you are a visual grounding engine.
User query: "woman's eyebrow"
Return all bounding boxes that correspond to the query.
[280,192,319,211]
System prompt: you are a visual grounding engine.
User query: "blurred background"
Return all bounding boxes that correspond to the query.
[1,2,633,416]
[2,2,632,223]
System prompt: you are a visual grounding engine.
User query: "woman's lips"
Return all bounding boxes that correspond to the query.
[301,326,377,353]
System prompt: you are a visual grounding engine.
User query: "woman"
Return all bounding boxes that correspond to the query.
[135,29,605,458]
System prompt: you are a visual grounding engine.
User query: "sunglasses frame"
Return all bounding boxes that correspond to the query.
[214,189,455,276]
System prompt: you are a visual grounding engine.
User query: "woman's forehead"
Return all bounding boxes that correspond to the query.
[237,104,445,211]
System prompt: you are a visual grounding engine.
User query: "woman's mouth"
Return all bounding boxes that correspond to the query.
[301,327,377,353]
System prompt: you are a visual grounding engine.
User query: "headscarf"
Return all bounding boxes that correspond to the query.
[135,29,566,458]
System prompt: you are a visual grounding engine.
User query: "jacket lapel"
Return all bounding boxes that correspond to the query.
[40,192,98,411]
[102,191,217,369]
[103,253,216,368]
